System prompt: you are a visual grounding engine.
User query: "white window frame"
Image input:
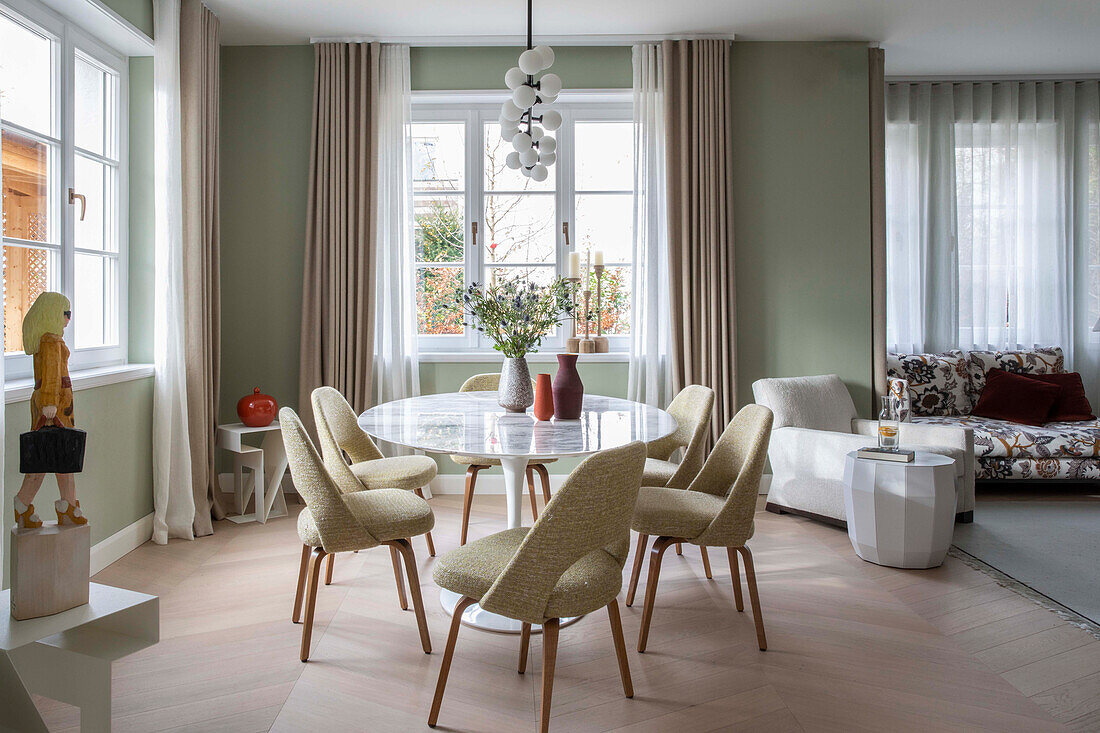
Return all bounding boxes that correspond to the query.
[412,91,632,355]
[1,0,129,379]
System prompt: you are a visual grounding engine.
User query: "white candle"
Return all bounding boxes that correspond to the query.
[568,252,581,279]
[593,250,604,267]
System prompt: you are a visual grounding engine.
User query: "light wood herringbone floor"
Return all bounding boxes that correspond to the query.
[36,494,1100,732]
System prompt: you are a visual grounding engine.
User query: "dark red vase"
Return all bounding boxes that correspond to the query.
[237,387,278,427]
[533,373,555,421]
[552,354,584,420]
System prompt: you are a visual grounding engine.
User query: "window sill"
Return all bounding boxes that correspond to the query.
[5,363,154,404]
[418,352,629,364]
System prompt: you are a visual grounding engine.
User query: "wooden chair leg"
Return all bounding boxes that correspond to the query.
[428,596,477,728]
[606,600,633,698]
[539,618,560,733]
[535,463,552,505]
[676,542,682,555]
[638,536,677,652]
[727,547,744,611]
[389,539,431,653]
[324,552,335,585]
[625,533,649,607]
[389,545,408,611]
[700,546,713,579]
[414,488,437,557]
[737,545,767,651]
[460,466,481,546]
[300,547,326,662]
[292,544,310,623]
[518,622,532,674]
[526,466,540,522]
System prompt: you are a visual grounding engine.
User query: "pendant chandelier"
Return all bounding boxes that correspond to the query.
[499,0,562,182]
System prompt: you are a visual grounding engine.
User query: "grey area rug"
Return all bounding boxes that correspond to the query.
[952,501,1100,630]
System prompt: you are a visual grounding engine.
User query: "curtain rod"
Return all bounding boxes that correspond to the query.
[887,73,1100,83]
[308,33,735,46]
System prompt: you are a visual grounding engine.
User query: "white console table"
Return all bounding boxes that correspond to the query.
[0,583,159,732]
[216,422,290,524]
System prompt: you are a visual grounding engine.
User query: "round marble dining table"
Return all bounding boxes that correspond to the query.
[358,391,677,632]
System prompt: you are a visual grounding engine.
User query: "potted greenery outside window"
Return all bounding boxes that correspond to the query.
[455,278,574,412]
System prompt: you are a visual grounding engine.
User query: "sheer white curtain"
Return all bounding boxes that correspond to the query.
[886,80,1100,404]
[627,43,673,407]
[152,0,197,543]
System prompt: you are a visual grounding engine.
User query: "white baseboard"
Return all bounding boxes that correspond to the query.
[429,472,566,495]
[90,512,153,575]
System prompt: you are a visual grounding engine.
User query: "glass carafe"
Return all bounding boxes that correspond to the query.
[878,395,899,451]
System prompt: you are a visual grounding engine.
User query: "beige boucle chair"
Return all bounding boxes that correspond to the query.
[626,404,773,653]
[642,385,716,570]
[451,373,555,545]
[281,407,435,662]
[312,386,438,558]
[428,441,647,733]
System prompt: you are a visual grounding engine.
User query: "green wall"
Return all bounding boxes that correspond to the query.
[129,56,155,363]
[99,0,154,39]
[410,46,631,90]
[732,43,873,414]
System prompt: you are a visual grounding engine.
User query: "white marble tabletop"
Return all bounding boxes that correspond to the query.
[358,392,678,460]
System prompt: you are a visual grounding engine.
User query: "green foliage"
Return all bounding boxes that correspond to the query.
[415,200,463,263]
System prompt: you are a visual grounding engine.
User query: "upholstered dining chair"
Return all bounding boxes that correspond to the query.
[428,441,647,733]
[312,386,439,558]
[642,385,716,570]
[451,373,555,545]
[281,407,435,662]
[626,403,773,653]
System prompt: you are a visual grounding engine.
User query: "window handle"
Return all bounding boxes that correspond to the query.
[562,221,571,247]
[68,188,86,221]
[471,221,478,248]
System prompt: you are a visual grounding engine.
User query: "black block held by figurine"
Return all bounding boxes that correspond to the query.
[20,423,87,474]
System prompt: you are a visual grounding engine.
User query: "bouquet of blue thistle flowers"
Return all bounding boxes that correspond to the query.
[454,278,574,358]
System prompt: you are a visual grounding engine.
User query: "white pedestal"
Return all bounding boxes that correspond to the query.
[0,582,159,732]
[843,451,957,569]
[216,422,290,524]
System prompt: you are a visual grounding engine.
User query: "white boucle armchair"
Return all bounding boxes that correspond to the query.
[752,375,975,525]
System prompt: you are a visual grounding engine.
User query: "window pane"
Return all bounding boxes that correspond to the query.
[0,13,53,134]
[4,245,58,353]
[575,122,633,191]
[412,122,465,192]
[2,130,54,242]
[414,195,464,263]
[417,266,463,335]
[75,154,114,251]
[575,193,632,263]
[75,55,106,156]
[484,123,553,192]
[74,253,117,348]
[484,194,555,265]
[485,265,555,289]
[584,265,631,335]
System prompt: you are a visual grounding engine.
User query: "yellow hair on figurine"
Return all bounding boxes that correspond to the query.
[22,292,70,355]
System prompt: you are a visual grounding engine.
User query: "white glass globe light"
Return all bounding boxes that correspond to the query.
[539,136,556,154]
[537,93,557,106]
[504,66,527,90]
[539,73,562,97]
[500,122,519,141]
[511,131,533,152]
[530,164,548,182]
[529,125,544,142]
[500,100,523,122]
[519,49,543,75]
[519,148,539,167]
[533,45,555,69]
[541,109,562,131]
[512,84,537,109]
[505,151,522,170]
[521,166,533,178]
[538,151,556,167]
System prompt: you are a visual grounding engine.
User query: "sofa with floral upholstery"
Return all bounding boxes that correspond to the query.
[888,347,1099,481]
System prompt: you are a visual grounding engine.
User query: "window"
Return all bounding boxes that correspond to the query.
[412,95,633,353]
[1,1,127,376]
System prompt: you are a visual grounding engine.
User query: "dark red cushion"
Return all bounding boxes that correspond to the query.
[972,369,1062,426]
[1013,370,1095,422]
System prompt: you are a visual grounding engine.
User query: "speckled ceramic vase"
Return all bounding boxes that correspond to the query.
[499,357,534,413]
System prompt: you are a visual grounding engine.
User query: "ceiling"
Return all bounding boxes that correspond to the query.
[205,0,1100,76]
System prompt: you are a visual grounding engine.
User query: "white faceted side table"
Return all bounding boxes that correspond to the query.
[843,451,957,568]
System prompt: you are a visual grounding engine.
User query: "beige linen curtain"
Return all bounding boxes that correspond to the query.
[662,39,736,443]
[299,43,381,427]
[180,0,223,534]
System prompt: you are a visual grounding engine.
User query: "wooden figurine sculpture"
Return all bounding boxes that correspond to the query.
[13,292,87,529]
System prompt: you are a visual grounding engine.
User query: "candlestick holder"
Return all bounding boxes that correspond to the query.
[579,289,596,353]
[565,276,582,353]
[593,264,609,353]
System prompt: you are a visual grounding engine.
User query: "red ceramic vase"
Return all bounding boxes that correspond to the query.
[237,387,278,427]
[552,354,584,420]
[533,373,555,421]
